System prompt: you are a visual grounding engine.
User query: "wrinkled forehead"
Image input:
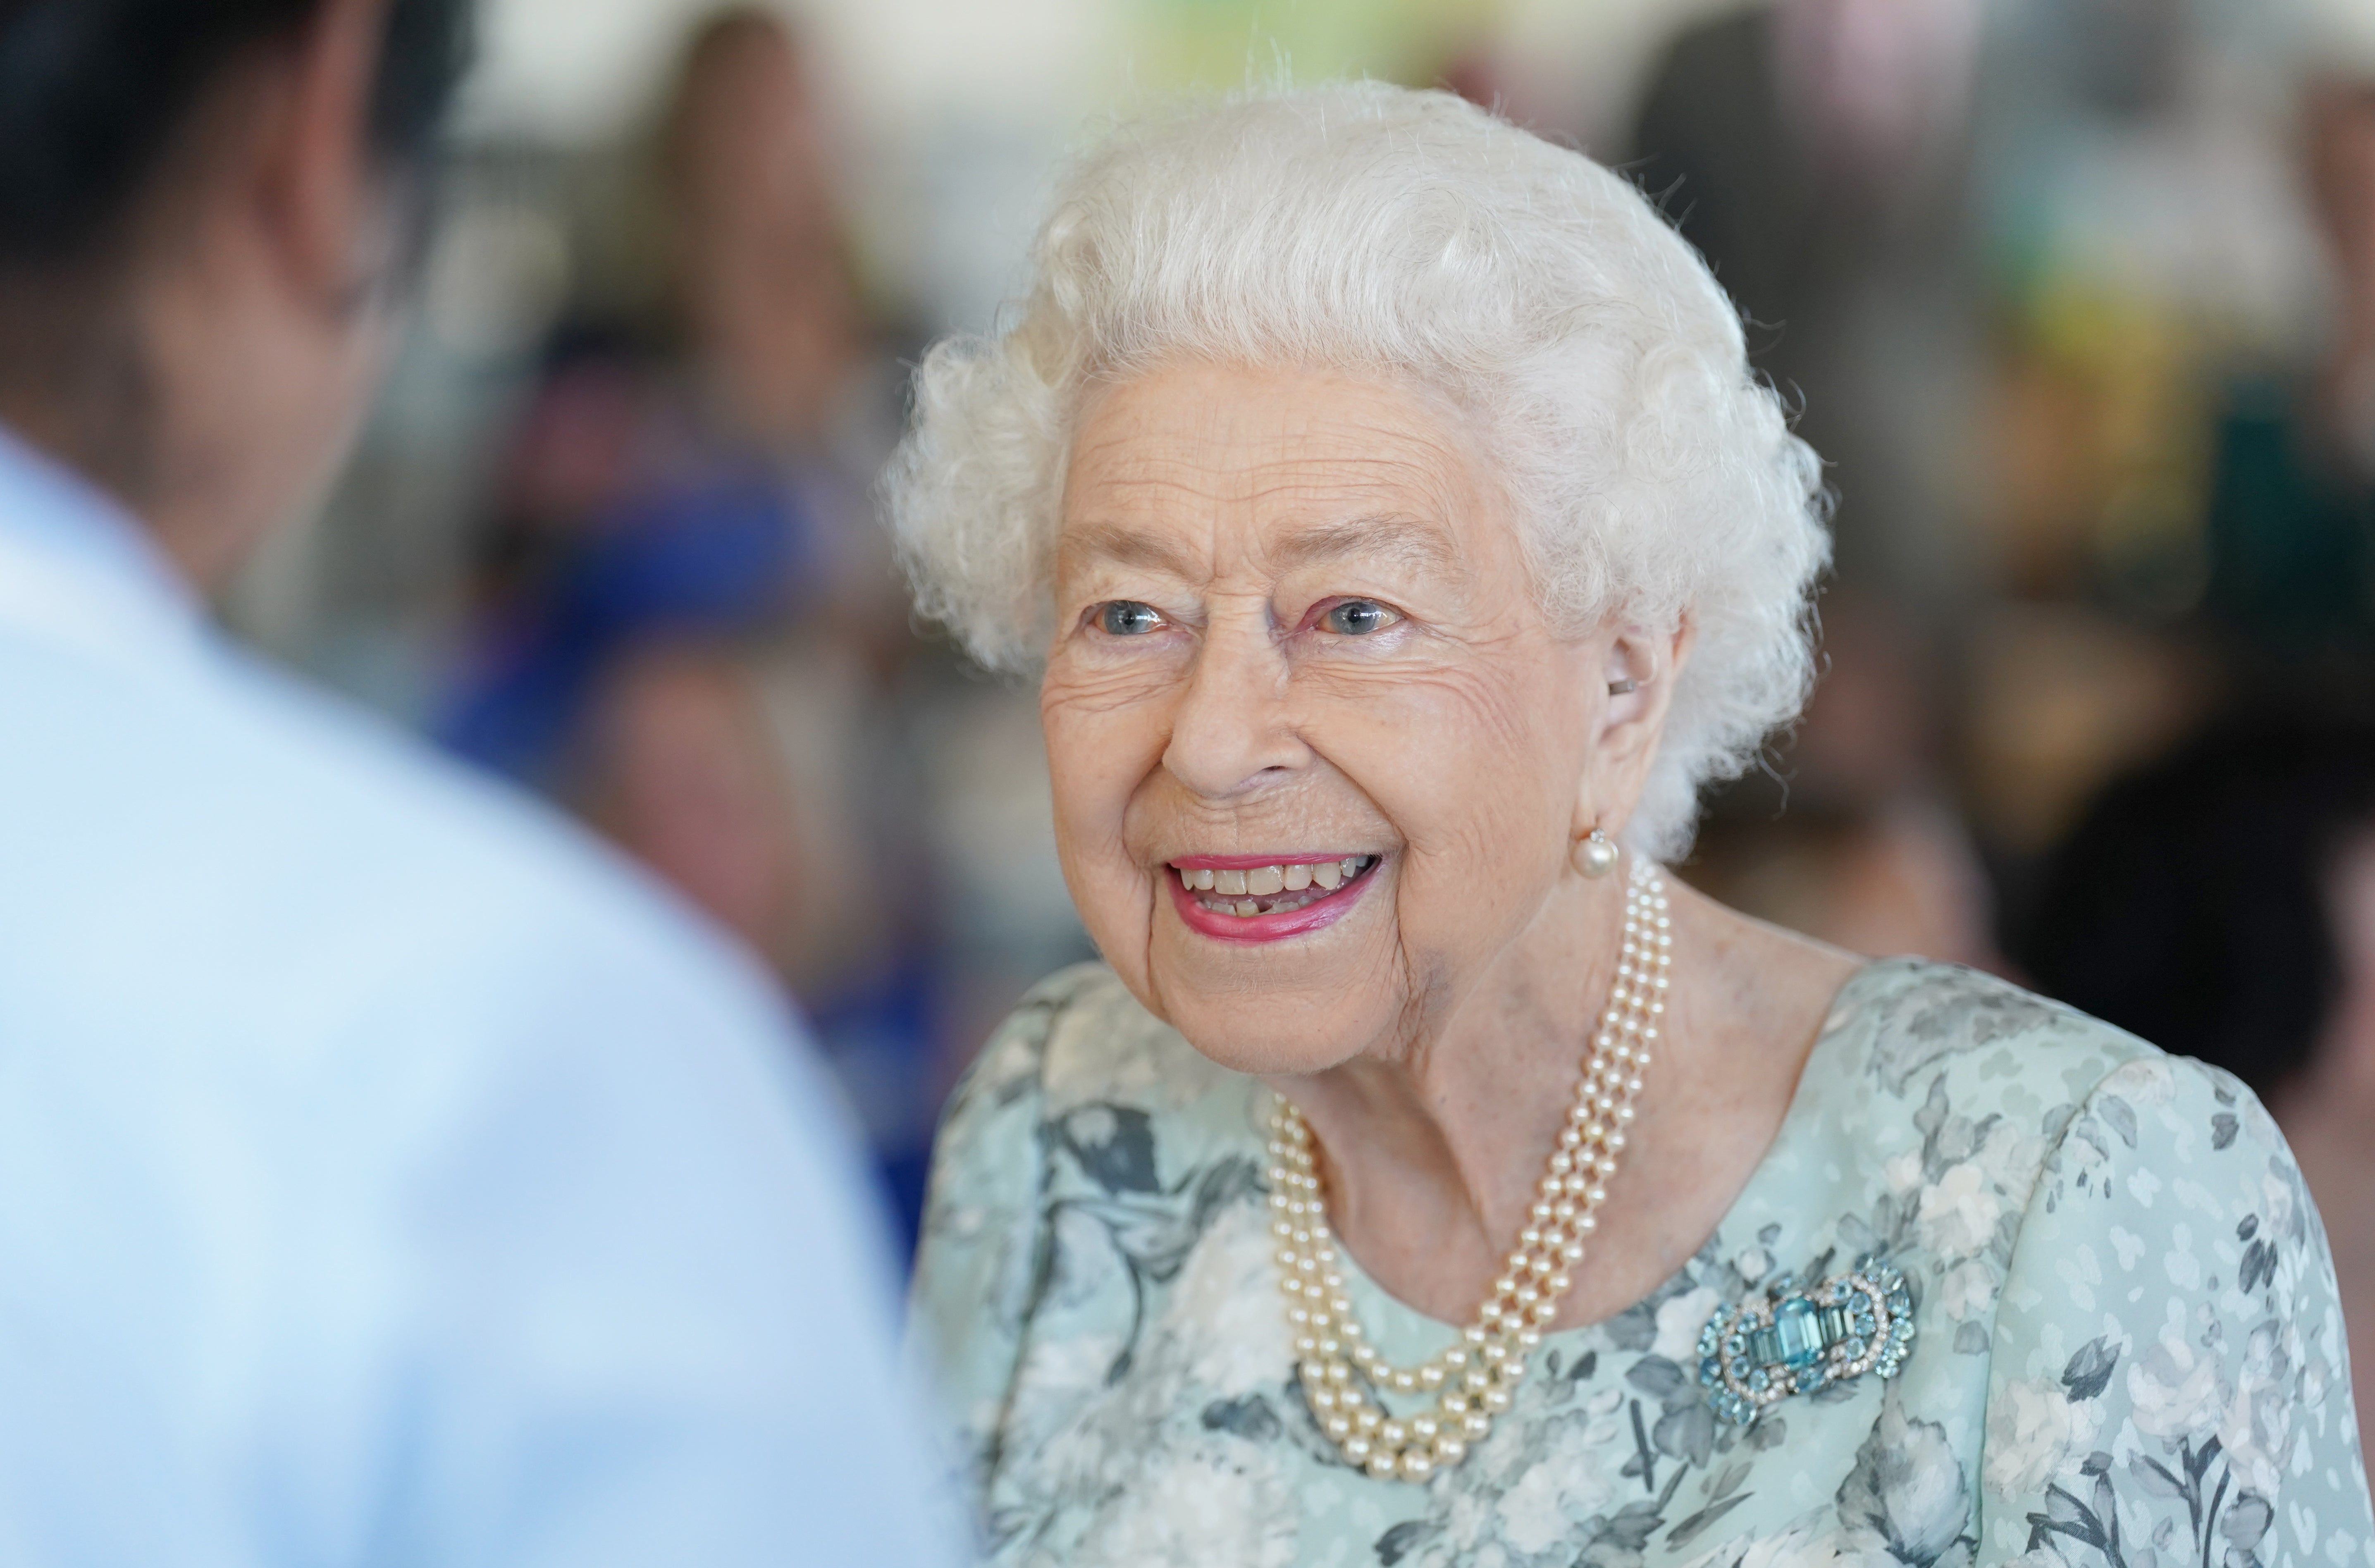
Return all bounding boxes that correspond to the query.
[1055,360,1497,582]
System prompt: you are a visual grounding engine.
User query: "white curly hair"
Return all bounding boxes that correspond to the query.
[884,82,1829,860]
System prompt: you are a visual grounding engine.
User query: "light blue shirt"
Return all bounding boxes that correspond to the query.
[0,428,955,1567]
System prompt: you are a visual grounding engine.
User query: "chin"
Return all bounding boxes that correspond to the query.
[1158,990,1381,1078]
[1140,915,1404,1080]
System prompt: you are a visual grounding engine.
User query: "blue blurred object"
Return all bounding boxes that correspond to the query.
[442,454,816,786]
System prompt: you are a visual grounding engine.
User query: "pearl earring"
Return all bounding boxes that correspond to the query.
[1574,827,1620,878]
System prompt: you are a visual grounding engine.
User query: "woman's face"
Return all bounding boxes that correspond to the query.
[1043,361,1660,1075]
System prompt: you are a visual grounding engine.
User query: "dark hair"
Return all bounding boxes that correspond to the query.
[2017,716,2375,1094]
[0,0,473,273]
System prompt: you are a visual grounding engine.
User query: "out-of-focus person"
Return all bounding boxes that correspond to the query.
[2203,65,2375,660]
[2018,716,2375,1459]
[434,7,956,1241]
[0,2,951,1562]
[1687,596,2002,970]
[442,8,902,788]
[1629,0,1987,608]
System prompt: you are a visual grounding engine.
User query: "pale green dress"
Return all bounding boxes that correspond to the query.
[909,957,2374,1568]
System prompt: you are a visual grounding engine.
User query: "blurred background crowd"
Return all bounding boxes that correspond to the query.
[222,0,2375,1258]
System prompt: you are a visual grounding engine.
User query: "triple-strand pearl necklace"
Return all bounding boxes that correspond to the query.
[1267,859,1670,1484]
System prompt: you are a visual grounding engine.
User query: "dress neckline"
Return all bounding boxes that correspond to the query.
[1304,956,1904,1366]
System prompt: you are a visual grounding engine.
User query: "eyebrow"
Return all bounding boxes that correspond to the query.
[1059,514,1466,582]
[1058,520,1206,579]
[1266,515,1464,579]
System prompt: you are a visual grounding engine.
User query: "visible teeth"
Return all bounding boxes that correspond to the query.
[1176,855,1377,916]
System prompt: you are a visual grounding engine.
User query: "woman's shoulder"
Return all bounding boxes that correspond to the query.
[1808,957,2275,1216]
[1823,955,2221,1109]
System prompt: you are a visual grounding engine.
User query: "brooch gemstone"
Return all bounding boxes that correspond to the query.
[1696,1259,1915,1425]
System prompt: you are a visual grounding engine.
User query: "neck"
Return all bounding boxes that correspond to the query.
[1272,869,1631,1320]
[0,275,166,520]
[1270,874,1862,1330]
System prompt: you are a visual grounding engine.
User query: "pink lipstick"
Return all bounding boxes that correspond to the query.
[1164,853,1380,945]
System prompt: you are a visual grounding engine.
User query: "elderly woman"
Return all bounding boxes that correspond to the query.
[895,86,2371,1567]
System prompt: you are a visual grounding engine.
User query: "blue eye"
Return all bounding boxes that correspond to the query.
[1320,599,1399,636]
[1098,601,1164,636]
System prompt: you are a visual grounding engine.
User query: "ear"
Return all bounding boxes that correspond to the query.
[1570,615,1697,846]
[251,0,396,314]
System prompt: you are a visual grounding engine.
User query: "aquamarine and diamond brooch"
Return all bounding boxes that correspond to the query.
[1697,1259,1916,1425]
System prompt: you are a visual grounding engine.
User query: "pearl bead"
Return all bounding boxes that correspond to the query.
[1270,869,1668,1483]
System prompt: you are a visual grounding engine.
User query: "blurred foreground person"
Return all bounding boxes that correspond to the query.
[0,2,951,1563]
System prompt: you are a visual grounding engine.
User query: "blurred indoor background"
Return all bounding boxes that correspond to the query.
[218,0,2375,1259]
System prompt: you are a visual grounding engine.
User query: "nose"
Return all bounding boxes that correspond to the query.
[1162,609,1306,800]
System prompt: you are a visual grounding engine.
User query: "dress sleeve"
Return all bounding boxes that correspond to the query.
[905,977,1067,1525]
[1979,1054,2373,1568]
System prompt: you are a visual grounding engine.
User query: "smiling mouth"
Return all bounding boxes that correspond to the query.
[1169,855,1380,919]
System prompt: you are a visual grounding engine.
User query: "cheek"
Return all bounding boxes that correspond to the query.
[1041,665,1175,963]
[1319,656,1581,936]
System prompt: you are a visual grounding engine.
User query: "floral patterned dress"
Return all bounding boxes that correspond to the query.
[909,957,2373,1568]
